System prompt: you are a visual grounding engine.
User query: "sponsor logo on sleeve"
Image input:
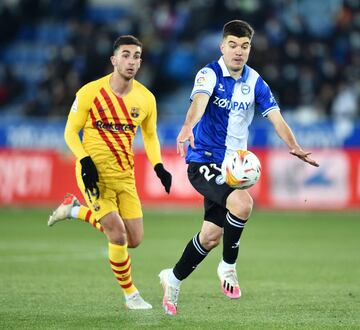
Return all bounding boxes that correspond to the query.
[269,93,276,104]
[195,76,206,86]
[70,97,78,113]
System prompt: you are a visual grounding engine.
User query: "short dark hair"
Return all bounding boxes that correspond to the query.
[223,20,254,40]
[113,35,142,53]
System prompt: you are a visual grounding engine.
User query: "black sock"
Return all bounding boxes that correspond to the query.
[222,212,247,264]
[173,233,209,281]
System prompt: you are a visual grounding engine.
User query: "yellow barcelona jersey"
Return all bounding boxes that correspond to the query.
[65,74,162,177]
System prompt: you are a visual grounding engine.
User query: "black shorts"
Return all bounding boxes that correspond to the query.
[187,162,234,227]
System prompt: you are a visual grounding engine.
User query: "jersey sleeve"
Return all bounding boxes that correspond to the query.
[140,92,162,167]
[254,76,280,117]
[190,67,217,100]
[64,89,90,160]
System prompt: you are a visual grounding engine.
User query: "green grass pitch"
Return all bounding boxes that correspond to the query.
[0,207,359,329]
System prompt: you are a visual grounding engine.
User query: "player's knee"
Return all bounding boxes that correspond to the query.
[126,227,144,248]
[103,224,127,245]
[127,236,143,248]
[107,231,127,245]
[101,213,127,245]
[228,194,253,220]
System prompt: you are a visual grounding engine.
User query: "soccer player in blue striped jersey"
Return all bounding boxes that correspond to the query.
[159,20,319,316]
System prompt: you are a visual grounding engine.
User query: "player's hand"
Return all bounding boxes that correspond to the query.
[176,124,195,157]
[80,156,100,199]
[154,163,172,193]
[289,148,319,167]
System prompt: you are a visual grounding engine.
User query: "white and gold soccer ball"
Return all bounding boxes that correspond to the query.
[221,149,261,189]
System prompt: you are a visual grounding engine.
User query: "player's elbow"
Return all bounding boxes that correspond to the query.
[64,124,77,150]
[64,125,72,147]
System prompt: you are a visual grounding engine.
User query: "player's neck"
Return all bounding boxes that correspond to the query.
[224,61,244,80]
[228,67,243,80]
[109,73,133,97]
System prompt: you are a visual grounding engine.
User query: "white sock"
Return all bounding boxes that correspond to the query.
[220,259,236,269]
[125,291,139,300]
[70,206,80,219]
[169,269,182,287]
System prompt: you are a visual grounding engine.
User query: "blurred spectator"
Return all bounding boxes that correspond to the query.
[331,82,359,120]
[0,2,20,45]
[0,0,358,121]
[0,65,23,106]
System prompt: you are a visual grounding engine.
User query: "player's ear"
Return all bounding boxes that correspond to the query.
[110,55,116,66]
[220,41,225,54]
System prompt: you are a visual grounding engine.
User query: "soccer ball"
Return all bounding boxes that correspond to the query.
[221,149,261,189]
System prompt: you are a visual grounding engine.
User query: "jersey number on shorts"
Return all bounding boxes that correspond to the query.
[199,164,221,182]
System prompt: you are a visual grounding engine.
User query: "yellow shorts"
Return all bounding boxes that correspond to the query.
[75,164,143,221]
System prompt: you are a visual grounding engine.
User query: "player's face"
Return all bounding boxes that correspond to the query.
[220,36,251,73]
[111,45,142,80]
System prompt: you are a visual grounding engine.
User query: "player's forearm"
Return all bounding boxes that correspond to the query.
[143,132,162,167]
[183,107,203,128]
[64,122,88,159]
[183,94,208,128]
[267,111,300,150]
[274,120,300,150]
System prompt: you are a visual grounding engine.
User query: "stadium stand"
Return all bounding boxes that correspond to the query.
[0,0,358,122]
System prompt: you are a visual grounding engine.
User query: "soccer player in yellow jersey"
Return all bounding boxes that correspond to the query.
[49,35,172,310]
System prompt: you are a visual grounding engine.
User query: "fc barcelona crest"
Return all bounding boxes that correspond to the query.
[130,107,140,118]
[93,203,100,212]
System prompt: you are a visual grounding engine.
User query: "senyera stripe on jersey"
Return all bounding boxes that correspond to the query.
[100,88,133,150]
[89,108,126,171]
[113,92,134,127]
[93,96,134,169]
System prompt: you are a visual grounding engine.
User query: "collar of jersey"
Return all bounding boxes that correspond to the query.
[218,56,249,83]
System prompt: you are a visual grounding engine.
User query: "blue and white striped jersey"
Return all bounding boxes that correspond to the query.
[186,56,279,164]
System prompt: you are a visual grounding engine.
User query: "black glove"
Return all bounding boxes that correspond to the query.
[80,156,99,200]
[154,163,172,194]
